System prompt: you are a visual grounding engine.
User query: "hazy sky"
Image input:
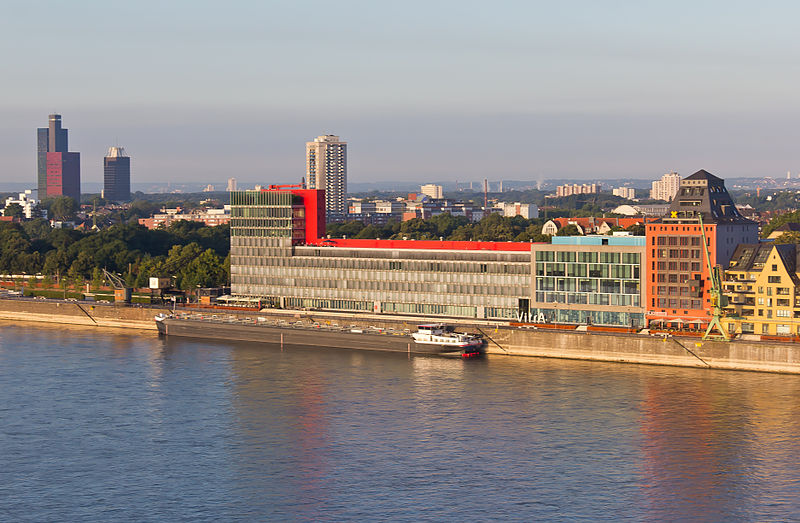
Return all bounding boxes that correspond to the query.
[2,0,800,186]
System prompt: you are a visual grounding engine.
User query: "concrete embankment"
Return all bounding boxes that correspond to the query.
[2,299,799,374]
[0,299,170,330]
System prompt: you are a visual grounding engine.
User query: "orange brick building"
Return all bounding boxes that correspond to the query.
[645,170,758,328]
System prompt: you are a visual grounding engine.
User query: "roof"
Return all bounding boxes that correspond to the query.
[545,217,646,231]
[683,169,723,183]
[306,238,536,251]
[728,243,772,271]
[106,146,128,158]
[661,169,753,225]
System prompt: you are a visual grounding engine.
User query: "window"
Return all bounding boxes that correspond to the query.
[768,276,781,283]
[772,264,778,271]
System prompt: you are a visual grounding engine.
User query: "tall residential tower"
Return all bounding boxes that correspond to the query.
[37,114,80,202]
[306,135,347,218]
[103,147,131,202]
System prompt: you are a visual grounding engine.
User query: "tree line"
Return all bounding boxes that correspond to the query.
[0,220,230,290]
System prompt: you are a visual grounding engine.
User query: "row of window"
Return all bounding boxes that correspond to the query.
[654,236,702,246]
[534,251,639,264]
[234,274,526,297]
[234,254,530,275]
[536,277,639,295]
[655,298,703,309]
[656,261,702,272]
[536,263,639,279]
[531,308,644,327]
[534,292,640,307]
[654,249,702,259]
[230,207,293,218]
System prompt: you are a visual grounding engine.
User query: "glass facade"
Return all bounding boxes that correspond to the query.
[230,191,303,239]
[230,235,532,319]
[534,250,641,307]
[532,308,644,328]
[531,244,646,327]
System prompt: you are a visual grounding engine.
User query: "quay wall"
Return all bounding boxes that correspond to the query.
[0,300,170,330]
[1,299,800,374]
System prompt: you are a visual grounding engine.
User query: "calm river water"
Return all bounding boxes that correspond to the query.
[1,323,799,521]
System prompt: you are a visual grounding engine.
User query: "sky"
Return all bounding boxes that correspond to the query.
[2,0,800,187]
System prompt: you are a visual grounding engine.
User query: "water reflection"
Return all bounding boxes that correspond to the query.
[3,326,800,520]
[638,371,800,520]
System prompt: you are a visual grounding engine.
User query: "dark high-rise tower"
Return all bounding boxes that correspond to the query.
[36,114,80,202]
[103,147,131,201]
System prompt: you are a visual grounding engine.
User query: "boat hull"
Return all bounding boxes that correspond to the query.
[156,317,453,355]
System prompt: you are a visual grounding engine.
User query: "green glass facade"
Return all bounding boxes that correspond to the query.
[531,243,646,327]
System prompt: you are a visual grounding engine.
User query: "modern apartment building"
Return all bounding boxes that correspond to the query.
[645,170,758,328]
[306,135,347,219]
[103,147,131,202]
[650,172,681,201]
[37,114,80,202]
[723,243,800,337]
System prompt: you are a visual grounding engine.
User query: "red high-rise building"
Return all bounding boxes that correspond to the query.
[645,170,758,328]
[37,114,80,202]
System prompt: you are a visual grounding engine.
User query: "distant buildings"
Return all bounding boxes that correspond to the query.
[541,217,645,236]
[306,135,347,218]
[612,204,670,217]
[37,114,80,202]
[497,202,538,219]
[555,183,599,197]
[420,184,443,199]
[649,171,681,201]
[226,177,237,191]
[202,184,215,192]
[138,206,231,229]
[4,190,43,219]
[612,187,636,199]
[103,147,131,202]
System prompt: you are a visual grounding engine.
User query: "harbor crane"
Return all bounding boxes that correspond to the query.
[102,268,132,304]
[697,213,730,341]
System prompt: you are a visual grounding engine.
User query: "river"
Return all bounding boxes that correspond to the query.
[1,323,798,521]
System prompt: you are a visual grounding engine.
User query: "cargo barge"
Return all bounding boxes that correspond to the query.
[155,313,485,357]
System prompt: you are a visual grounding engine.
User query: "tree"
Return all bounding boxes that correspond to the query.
[774,231,800,244]
[3,203,23,219]
[626,223,646,236]
[48,196,78,221]
[762,210,800,238]
[556,224,581,236]
[180,249,227,290]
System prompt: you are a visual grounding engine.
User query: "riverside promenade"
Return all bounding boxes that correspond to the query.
[1,298,799,374]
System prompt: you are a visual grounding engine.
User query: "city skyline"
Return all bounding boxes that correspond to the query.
[3,2,800,185]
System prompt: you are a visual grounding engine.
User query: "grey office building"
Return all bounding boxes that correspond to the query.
[103,147,131,201]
